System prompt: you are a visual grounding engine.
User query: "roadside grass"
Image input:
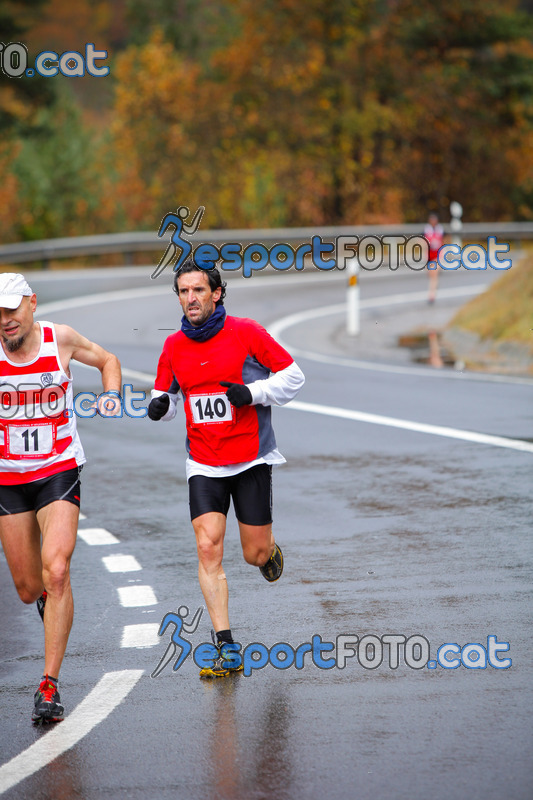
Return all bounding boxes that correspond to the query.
[448,249,533,353]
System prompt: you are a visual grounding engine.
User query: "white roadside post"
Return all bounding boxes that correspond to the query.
[450,201,463,248]
[346,255,360,335]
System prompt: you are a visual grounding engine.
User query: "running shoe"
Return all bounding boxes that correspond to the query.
[199,633,243,679]
[259,543,283,582]
[32,675,64,724]
[36,591,47,622]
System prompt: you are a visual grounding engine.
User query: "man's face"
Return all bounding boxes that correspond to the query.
[0,294,36,352]
[177,271,221,327]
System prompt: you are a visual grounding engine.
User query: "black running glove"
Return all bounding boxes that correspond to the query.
[148,393,170,420]
[220,381,253,408]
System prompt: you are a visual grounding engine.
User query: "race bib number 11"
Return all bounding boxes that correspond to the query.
[190,393,233,424]
[6,423,55,458]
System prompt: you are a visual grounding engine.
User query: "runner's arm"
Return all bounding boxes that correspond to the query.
[247,361,305,406]
[151,345,180,421]
[222,361,304,407]
[150,380,180,421]
[56,324,121,389]
[228,319,305,406]
[56,324,122,417]
[228,361,305,406]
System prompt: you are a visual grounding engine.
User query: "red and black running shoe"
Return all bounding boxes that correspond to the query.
[32,675,64,724]
[36,591,47,622]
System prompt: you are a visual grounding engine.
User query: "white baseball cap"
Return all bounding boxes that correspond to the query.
[0,273,34,309]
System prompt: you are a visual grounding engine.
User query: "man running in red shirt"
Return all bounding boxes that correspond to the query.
[0,273,121,722]
[149,259,304,677]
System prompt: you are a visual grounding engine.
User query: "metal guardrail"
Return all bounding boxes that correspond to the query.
[1,222,532,268]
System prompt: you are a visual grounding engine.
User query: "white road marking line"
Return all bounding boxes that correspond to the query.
[122,366,157,382]
[70,362,164,383]
[99,357,533,453]
[78,512,86,520]
[77,528,120,546]
[85,346,532,386]
[117,585,158,607]
[36,286,174,315]
[267,288,533,386]
[0,670,143,796]
[121,624,160,648]
[102,554,142,573]
[37,280,531,452]
[35,272,346,317]
[286,400,533,454]
[271,344,533,385]
[39,274,529,385]
[268,286,484,342]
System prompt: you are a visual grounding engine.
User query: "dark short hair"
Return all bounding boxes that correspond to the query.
[173,258,226,306]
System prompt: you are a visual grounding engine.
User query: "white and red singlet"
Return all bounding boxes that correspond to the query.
[0,322,85,484]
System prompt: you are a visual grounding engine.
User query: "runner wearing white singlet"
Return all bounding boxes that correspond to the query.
[0,274,121,724]
[424,213,445,304]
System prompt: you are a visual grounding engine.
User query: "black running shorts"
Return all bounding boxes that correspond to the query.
[188,464,272,525]
[0,467,82,516]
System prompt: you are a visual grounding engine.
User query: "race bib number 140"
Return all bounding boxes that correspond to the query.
[189,393,233,424]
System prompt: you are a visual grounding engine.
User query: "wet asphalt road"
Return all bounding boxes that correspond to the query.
[0,265,532,800]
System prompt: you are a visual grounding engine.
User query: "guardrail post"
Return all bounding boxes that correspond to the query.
[41,244,51,270]
[450,201,463,248]
[346,256,360,335]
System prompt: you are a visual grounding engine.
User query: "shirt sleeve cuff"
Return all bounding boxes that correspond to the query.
[151,389,180,420]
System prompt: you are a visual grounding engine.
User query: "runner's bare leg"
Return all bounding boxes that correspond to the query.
[37,501,79,678]
[238,522,274,567]
[193,512,229,632]
[0,511,43,603]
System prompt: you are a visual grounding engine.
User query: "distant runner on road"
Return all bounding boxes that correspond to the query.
[148,259,305,678]
[424,213,445,304]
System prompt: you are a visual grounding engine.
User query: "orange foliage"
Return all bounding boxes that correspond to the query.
[0,144,21,241]
[2,0,532,241]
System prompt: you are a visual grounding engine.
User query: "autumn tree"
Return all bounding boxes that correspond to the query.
[210,0,399,225]
[4,0,533,242]
[0,0,56,133]
[384,0,533,220]
[12,92,113,239]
